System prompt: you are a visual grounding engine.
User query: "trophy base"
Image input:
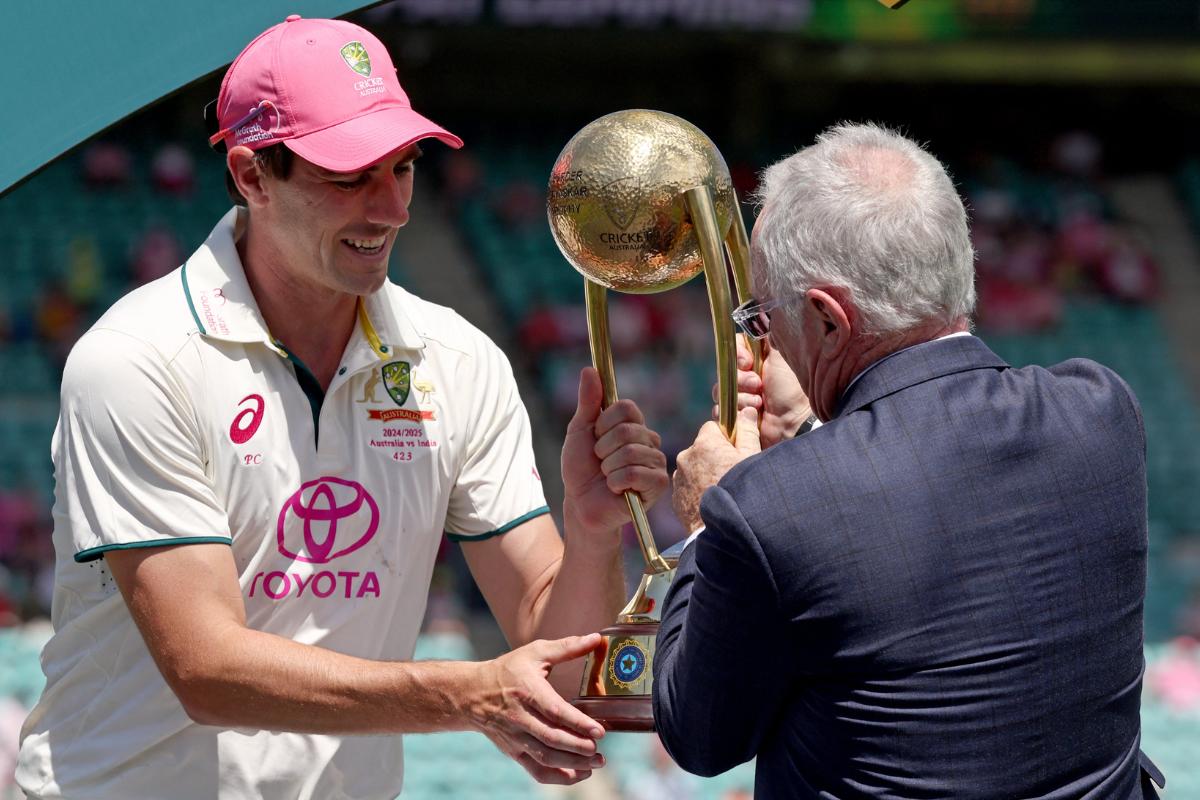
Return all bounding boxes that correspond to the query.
[572,543,683,733]
[572,620,660,732]
[571,695,655,732]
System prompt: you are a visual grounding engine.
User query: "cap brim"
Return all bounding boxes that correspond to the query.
[282,105,463,173]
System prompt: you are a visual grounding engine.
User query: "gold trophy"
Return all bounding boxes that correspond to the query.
[547,109,760,731]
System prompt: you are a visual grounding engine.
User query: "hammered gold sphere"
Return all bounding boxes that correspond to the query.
[547,109,735,294]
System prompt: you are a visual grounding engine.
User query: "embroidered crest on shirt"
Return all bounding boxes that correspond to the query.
[367,364,437,455]
[382,361,411,406]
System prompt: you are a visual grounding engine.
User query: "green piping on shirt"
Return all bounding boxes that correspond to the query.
[274,342,325,447]
[75,536,232,563]
[447,505,551,543]
[181,264,206,335]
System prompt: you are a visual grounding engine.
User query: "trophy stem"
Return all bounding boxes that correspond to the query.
[684,186,738,442]
[723,193,764,376]
[552,110,749,733]
[583,279,671,575]
[616,558,678,623]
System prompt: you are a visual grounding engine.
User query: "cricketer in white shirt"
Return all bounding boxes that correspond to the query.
[16,208,558,798]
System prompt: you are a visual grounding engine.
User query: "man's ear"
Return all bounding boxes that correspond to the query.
[804,288,853,358]
[227,146,269,207]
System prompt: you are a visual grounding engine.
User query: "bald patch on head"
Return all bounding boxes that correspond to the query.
[835,145,916,195]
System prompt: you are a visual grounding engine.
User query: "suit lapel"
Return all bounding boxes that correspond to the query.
[834,335,1009,419]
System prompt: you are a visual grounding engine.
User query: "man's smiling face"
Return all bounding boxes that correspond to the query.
[257,143,423,298]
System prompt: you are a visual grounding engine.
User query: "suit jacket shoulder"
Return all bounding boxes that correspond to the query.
[662,335,1151,798]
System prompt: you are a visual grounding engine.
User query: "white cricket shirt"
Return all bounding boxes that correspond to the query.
[17,208,548,799]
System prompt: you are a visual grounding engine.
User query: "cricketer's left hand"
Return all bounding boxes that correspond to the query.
[560,367,668,538]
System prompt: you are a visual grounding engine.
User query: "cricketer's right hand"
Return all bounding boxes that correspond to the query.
[468,633,607,785]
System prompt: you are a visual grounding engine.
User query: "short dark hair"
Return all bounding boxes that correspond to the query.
[224,144,295,206]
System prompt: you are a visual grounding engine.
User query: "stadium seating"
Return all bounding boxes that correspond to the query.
[1,135,1199,797]
[1178,159,1200,237]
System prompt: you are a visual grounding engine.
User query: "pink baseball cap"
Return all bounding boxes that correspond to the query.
[210,15,462,171]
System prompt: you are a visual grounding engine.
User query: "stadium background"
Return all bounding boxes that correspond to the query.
[3,1,1200,796]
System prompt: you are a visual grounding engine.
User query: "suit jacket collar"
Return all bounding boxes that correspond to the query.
[834,334,1008,419]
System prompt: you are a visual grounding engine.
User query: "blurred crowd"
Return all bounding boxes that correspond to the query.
[966,130,1160,331]
[1,140,195,367]
[1,128,1199,797]
[0,140,200,628]
[0,126,1188,632]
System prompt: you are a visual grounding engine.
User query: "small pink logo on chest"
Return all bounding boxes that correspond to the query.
[277,477,379,563]
[230,394,265,444]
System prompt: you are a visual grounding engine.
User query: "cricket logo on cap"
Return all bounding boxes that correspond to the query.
[382,361,411,406]
[340,41,372,77]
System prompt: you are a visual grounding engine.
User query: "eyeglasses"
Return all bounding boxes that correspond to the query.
[731,297,786,340]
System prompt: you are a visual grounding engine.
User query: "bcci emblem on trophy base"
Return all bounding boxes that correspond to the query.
[608,638,650,690]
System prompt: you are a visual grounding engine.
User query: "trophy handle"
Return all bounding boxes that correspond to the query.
[723,191,764,376]
[683,186,738,443]
[584,279,672,575]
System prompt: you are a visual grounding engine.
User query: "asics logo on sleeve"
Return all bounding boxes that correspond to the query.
[230,394,265,444]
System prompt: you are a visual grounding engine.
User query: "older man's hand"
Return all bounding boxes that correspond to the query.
[714,336,812,449]
[672,407,762,532]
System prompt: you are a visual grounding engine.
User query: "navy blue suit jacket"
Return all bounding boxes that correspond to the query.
[653,336,1159,798]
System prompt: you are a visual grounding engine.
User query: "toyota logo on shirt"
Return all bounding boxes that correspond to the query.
[276,476,379,563]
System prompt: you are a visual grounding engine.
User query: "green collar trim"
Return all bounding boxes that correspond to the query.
[181,264,206,335]
[273,339,325,447]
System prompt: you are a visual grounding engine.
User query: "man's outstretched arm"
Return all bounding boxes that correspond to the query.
[106,542,607,785]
